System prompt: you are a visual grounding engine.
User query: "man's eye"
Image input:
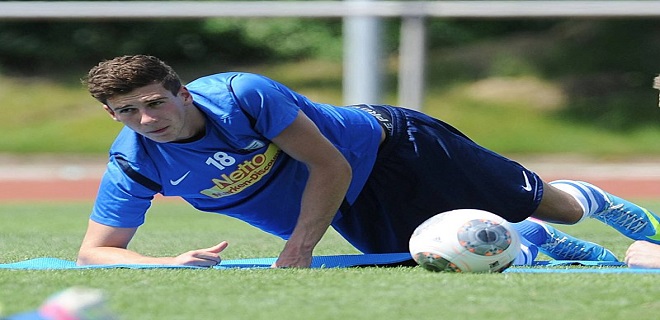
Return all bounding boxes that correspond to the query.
[118,108,135,114]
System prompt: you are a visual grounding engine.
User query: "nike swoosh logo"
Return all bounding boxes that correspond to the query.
[643,208,660,241]
[522,171,532,192]
[170,171,191,186]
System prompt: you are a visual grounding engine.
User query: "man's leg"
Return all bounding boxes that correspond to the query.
[538,180,660,244]
[513,235,539,266]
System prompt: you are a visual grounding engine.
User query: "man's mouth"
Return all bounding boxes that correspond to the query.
[147,126,169,135]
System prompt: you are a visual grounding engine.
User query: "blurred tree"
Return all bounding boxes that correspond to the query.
[0,7,658,129]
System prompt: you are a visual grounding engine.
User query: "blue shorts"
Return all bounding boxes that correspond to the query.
[332,105,544,254]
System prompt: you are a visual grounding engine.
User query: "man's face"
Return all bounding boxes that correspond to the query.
[104,83,201,143]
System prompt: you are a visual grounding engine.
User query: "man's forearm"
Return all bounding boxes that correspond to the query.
[276,160,352,267]
[77,246,177,266]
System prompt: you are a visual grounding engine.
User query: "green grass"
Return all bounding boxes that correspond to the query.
[4,59,660,157]
[2,200,660,319]
[0,77,120,153]
[422,84,660,157]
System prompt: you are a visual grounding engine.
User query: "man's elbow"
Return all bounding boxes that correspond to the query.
[76,248,94,266]
[337,158,352,186]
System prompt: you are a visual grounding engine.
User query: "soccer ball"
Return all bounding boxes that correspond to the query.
[409,209,520,273]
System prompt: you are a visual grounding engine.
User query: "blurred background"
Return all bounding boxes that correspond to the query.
[1,0,660,159]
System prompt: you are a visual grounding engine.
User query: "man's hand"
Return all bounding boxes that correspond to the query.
[174,241,229,267]
[625,240,660,269]
[272,248,313,268]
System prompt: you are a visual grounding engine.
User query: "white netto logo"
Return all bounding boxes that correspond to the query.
[201,144,280,198]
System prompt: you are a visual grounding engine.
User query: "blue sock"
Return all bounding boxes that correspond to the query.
[549,180,609,221]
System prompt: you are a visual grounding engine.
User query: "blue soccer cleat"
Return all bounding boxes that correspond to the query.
[513,218,618,261]
[591,193,660,245]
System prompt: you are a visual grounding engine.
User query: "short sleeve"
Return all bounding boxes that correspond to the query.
[227,73,301,140]
[89,159,155,228]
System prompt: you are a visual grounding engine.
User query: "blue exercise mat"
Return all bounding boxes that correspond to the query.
[2,255,659,273]
[0,253,414,270]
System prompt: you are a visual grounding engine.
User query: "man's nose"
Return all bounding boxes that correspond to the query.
[140,109,158,125]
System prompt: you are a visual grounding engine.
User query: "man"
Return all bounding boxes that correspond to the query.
[77,55,656,268]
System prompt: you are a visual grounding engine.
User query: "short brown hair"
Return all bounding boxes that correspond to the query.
[83,55,182,104]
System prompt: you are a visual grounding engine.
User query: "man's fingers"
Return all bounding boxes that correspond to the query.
[205,241,229,254]
[197,241,229,265]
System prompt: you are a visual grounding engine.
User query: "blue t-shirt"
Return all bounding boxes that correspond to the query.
[90,72,383,239]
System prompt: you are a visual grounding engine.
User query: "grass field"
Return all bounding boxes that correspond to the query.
[1,200,659,319]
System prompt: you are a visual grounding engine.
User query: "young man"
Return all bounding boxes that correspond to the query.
[77,55,656,268]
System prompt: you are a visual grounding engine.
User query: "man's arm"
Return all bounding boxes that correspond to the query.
[271,110,353,268]
[77,219,228,266]
[625,240,660,268]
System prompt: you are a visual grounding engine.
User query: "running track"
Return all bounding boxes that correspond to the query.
[1,155,660,201]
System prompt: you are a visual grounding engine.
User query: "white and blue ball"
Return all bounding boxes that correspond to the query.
[409,209,519,273]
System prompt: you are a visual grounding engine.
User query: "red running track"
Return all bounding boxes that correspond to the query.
[1,176,659,202]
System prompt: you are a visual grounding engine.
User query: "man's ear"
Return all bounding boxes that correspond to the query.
[103,105,120,121]
[179,86,193,104]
